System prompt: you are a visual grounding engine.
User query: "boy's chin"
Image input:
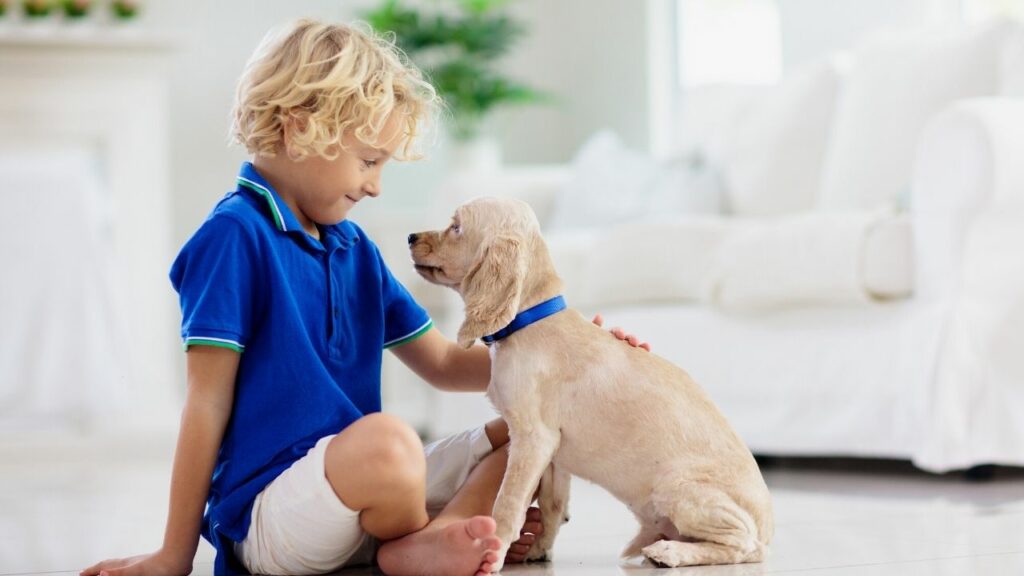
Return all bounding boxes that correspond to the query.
[317,210,349,225]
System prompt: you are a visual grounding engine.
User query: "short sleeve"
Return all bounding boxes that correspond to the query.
[376,245,432,349]
[169,215,262,353]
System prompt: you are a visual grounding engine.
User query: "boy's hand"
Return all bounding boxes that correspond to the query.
[592,314,651,351]
[81,549,193,576]
[505,506,544,564]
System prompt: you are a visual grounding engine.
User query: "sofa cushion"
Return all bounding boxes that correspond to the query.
[703,213,913,310]
[818,22,1010,212]
[545,216,739,309]
[546,213,912,310]
[720,58,841,216]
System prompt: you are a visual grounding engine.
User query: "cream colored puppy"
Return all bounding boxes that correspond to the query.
[408,197,773,571]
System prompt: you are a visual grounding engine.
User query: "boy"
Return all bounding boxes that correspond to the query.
[82,18,646,576]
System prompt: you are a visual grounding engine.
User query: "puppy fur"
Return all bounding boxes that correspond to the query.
[409,197,773,571]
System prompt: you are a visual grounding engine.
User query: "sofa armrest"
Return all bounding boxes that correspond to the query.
[912,98,1024,301]
[436,165,571,229]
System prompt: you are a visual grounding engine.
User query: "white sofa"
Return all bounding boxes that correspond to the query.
[419,21,1024,473]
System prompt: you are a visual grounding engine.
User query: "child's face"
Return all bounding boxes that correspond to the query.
[284,112,405,227]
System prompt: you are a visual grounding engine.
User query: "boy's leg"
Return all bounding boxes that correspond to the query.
[378,418,546,574]
[324,412,430,539]
[324,413,502,576]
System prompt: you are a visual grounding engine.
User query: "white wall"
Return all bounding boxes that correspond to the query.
[494,0,654,163]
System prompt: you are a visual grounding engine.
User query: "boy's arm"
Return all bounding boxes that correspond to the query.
[390,327,490,392]
[390,315,650,394]
[82,346,238,576]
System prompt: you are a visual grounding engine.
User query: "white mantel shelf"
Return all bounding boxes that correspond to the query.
[0,26,179,51]
[0,22,182,442]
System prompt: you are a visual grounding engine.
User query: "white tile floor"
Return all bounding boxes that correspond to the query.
[3,453,1023,576]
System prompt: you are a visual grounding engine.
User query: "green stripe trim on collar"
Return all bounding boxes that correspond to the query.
[238,177,287,232]
[383,319,434,349]
[184,337,245,353]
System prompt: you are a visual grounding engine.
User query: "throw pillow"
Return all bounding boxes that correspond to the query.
[548,131,660,230]
[818,21,1011,212]
[720,58,842,216]
[1000,23,1024,97]
[548,131,723,231]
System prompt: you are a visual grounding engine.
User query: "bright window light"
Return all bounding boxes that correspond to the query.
[677,0,783,86]
[963,0,1024,22]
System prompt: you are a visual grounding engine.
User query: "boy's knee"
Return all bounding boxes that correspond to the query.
[335,413,425,484]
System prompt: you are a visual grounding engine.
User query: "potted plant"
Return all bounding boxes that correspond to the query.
[110,0,138,20]
[61,0,91,19]
[364,0,544,168]
[22,0,53,18]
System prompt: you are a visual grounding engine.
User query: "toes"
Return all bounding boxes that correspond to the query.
[466,516,497,540]
[480,535,502,552]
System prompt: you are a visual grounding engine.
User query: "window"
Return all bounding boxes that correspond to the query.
[676,0,783,86]
[963,0,1024,21]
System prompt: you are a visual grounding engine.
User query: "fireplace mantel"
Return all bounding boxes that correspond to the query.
[0,29,181,451]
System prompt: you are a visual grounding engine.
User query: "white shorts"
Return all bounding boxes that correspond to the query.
[233,424,495,575]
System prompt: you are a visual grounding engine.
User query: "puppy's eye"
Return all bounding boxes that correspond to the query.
[450,223,461,235]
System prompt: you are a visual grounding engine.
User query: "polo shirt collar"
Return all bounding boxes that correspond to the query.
[236,161,359,251]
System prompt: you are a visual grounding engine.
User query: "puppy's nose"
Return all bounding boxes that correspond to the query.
[407,233,418,245]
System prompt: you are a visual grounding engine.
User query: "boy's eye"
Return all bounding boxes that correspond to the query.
[362,159,377,168]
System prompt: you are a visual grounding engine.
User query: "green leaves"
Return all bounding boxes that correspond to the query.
[362,0,544,141]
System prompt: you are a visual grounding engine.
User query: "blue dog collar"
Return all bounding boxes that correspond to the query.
[481,295,567,345]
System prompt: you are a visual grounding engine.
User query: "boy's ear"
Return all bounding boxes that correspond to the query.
[281,111,310,158]
[457,236,527,348]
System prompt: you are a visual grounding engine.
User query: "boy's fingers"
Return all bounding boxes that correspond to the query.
[525,507,542,521]
[514,530,534,541]
[641,342,652,351]
[524,521,543,534]
[591,313,604,327]
[82,560,119,576]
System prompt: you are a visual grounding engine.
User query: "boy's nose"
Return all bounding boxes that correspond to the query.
[363,177,381,197]
[407,233,418,245]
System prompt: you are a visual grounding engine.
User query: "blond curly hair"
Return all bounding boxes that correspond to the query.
[230,18,439,161]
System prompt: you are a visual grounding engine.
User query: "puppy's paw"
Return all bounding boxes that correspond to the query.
[642,540,689,568]
[525,541,553,563]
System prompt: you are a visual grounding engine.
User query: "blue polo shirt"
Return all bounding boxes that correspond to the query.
[169,161,432,575]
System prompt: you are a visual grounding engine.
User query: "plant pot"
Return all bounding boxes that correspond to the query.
[449,137,502,173]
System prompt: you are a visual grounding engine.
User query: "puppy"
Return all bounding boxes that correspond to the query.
[409,197,773,571]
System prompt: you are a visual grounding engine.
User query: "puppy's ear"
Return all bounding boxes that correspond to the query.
[457,236,527,348]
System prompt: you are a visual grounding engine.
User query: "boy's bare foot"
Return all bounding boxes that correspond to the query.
[377,516,503,576]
